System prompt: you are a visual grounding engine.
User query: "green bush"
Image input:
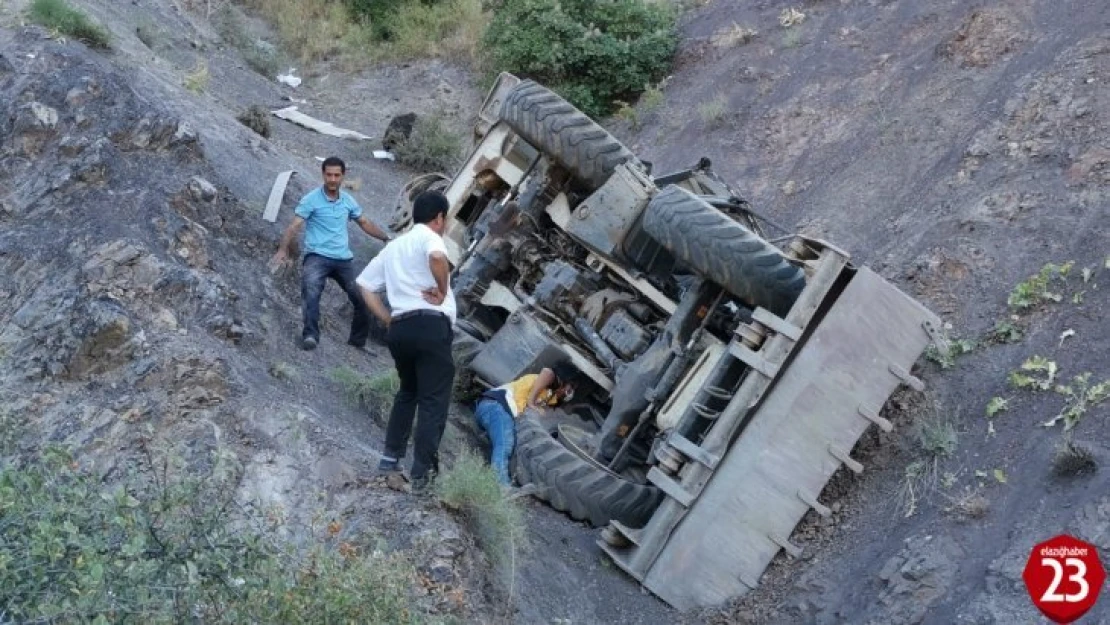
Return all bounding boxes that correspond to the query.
[28,0,112,49]
[482,0,678,117]
[393,112,465,173]
[0,448,425,623]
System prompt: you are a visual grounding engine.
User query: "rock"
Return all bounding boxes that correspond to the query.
[68,298,138,378]
[26,102,59,129]
[383,112,417,150]
[187,176,218,202]
[870,534,964,624]
[172,122,198,146]
[315,456,356,489]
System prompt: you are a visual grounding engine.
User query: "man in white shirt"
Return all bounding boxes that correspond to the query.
[357,191,456,493]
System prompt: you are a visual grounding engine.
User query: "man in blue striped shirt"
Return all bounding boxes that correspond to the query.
[270,157,392,350]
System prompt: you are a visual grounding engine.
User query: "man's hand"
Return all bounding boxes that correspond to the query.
[422,288,445,306]
[269,248,292,273]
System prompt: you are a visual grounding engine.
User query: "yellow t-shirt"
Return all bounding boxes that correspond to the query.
[499,373,558,417]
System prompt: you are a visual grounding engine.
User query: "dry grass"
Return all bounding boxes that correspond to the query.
[184,60,210,93]
[241,0,362,64]
[1052,440,1097,478]
[943,489,991,520]
[239,0,489,66]
[711,23,758,48]
[437,451,526,591]
[698,94,728,127]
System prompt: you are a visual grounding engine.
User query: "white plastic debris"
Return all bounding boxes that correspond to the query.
[373,150,396,161]
[276,68,302,88]
[272,106,373,141]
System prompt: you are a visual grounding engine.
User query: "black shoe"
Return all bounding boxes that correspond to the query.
[347,339,367,351]
[410,475,433,496]
[378,457,400,473]
[301,336,318,351]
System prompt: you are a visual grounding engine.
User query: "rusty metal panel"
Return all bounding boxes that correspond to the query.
[641,268,940,610]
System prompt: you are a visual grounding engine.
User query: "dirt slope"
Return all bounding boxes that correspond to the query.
[609,1,1109,622]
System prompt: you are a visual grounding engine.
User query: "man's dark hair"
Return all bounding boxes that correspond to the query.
[551,361,581,388]
[412,191,449,224]
[321,156,346,173]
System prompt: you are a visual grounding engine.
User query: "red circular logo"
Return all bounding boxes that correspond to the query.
[1022,534,1106,623]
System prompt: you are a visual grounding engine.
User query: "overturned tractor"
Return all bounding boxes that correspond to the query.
[395,74,943,610]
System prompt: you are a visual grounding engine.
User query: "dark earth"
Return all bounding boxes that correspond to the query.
[1,0,1108,623]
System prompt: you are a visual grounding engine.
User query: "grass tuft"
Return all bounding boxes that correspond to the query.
[436,451,525,584]
[28,0,111,49]
[330,366,399,412]
[1051,440,1098,477]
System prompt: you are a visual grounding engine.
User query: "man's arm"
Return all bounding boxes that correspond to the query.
[269,216,305,271]
[354,215,391,242]
[356,255,389,325]
[423,251,451,305]
[361,288,392,328]
[527,368,557,408]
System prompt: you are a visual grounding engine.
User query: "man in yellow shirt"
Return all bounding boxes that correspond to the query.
[474,361,580,485]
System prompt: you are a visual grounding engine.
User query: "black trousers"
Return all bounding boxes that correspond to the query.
[301,253,371,346]
[383,312,455,479]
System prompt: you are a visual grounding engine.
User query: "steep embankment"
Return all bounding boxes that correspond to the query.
[612,1,1109,623]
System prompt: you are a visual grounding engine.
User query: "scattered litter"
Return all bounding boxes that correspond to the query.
[373,150,396,161]
[1058,328,1076,347]
[283,95,308,105]
[276,68,302,88]
[26,53,36,59]
[272,106,372,141]
[314,156,325,162]
[262,170,295,223]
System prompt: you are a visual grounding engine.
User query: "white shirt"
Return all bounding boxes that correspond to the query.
[356,223,457,324]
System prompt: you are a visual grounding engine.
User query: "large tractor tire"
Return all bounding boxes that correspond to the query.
[642,185,806,317]
[499,80,640,189]
[512,415,661,528]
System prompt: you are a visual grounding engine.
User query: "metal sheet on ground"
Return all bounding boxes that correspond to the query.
[642,268,940,610]
[262,170,294,223]
[271,106,373,141]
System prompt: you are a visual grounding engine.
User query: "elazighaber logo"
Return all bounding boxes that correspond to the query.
[1022,534,1106,624]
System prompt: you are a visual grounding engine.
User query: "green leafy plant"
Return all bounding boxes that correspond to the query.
[0,447,425,623]
[1008,355,1058,390]
[28,0,111,49]
[1044,373,1110,431]
[925,337,977,369]
[985,396,1009,418]
[986,319,1024,344]
[1007,261,1073,310]
[482,0,679,118]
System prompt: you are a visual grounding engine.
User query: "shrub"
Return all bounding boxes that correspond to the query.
[436,451,525,578]
[393,113,465,173]
[482,0,679,118]
[0,448,424,623]
[28,0,112,49]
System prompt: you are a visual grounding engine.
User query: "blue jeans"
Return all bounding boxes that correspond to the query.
[475,399,515,485]
[301,253,373,346]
